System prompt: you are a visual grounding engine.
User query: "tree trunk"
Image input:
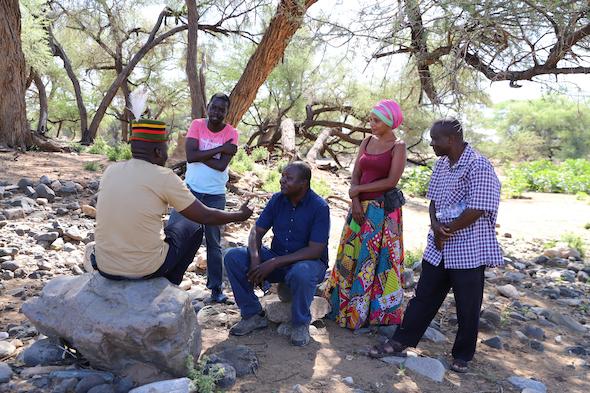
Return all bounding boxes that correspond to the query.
[280,117,298,159]
[48,28,88,139]
[186,0,206,119]
[32,70,48,135]
[306,127,334,163]
[120,80,131,142]
[226,0,318,126]
[0,0,30,148]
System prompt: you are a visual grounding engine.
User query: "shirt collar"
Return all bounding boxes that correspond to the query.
[444,143,475,170]
[280,188,313,207]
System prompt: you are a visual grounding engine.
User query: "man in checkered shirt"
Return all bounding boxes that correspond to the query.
[370,118,503,373]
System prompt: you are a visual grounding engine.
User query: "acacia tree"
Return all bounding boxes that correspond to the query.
[0,0,29,149]
[314,0,590,106]
[227,0,319,125]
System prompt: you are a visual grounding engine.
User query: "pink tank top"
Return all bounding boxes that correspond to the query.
[358,137,394,201]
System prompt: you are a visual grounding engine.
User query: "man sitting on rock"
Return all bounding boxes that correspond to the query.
[224,161,330,347]
[93,120,252,285]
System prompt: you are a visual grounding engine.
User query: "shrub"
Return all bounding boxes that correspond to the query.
[262,170,280,193]
[399,166,431,197]
[231,149,254,174]
[84,161,101,172]
[561,232,586,257]
[311,178,331,198]
[504,159,590,198]
[69,142,86,153]
[404,249,422,269]
[185,356,223,393]
[87,137,108,155]
[250,146,269,162]
[106,142,132,162]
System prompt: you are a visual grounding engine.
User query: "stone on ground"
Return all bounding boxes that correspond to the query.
[22,273,200,384]
[404,356,446,382]
[209,345,259,377]
[0,362,13,383]
[263,294,330,323]
[507,376,547,393]
[128,377,192,393]
[21,338,68,366]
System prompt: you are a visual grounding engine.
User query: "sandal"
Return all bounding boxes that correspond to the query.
[450,359,468,373]
[369,339,407,359]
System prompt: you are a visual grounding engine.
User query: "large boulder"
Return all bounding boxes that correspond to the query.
[22,273,201,384]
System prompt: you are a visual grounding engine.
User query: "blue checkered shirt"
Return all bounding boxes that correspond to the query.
[423,144,503,269]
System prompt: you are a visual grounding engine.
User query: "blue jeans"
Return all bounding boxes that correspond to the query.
[224,246,327,326]
[168,190,226,291]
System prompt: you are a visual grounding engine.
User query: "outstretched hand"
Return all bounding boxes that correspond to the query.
[237,201,253,221]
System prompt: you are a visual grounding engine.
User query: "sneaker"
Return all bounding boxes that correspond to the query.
[229,313,268,336]
[290,324,311,347]
[209,288,228,304]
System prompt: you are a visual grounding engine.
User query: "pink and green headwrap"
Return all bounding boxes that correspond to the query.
[371,99,403,129]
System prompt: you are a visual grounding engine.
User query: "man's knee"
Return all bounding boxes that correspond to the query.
[224,247,249,271]
[286,261,321,287]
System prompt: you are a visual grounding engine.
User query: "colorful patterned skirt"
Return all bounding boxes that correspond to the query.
[324,199,404,330]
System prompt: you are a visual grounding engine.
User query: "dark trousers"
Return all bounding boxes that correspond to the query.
[393,260,485,362]
[93,214,203,285]
[168,190,226,291]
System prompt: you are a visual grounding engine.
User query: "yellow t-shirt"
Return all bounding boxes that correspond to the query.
[95,158,196,277]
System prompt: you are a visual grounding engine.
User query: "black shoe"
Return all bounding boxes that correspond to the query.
[209,289,228,304]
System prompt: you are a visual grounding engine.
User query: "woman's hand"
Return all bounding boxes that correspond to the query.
[349,185,360,199]
[351,198,364,225]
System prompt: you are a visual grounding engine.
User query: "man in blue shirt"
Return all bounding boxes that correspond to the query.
[224,161,330,347]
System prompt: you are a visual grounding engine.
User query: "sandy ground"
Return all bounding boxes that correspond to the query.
[1,151,590,393]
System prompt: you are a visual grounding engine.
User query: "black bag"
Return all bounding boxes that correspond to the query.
[383,188,406,213]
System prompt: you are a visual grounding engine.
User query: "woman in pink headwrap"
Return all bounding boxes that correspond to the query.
[323,99,407,330]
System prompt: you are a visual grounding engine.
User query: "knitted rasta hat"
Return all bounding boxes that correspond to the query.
[130,119,167,143]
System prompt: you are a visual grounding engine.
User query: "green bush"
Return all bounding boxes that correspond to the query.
[311,178,331,198]
[250,146,269,162]
[69,142,86,153]
[504,159,590,198]
[399,166,431,197]
[84,161,101,172]
[231,149,254,174]
[404,249,422,269]
[561,232,586,257]
[88,137,108,155]
[262,170,280,193]
[106,142,132,162]
[185,356,222,393]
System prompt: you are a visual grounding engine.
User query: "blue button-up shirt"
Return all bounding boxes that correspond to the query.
[256,189,330,263]
[423,144,503,269]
